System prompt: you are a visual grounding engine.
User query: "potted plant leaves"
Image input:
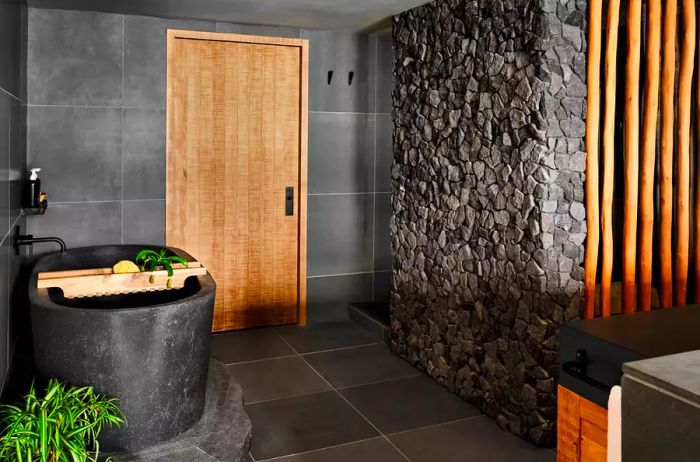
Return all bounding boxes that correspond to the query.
[135,249,189,288]
[0,378,125,461]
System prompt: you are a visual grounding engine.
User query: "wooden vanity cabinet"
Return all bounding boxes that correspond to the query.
[557,385,608,462]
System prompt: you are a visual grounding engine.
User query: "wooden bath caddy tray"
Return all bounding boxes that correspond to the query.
[37,262,207,298]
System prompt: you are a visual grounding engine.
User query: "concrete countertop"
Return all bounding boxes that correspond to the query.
[623,350,700,407]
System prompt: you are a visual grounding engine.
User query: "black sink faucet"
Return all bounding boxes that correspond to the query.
[13,226,67,255]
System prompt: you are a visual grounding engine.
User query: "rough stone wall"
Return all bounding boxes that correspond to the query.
[390,0,586,446]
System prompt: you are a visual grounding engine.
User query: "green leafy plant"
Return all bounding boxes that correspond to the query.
[0,378,125,462]
[135,249,188,287]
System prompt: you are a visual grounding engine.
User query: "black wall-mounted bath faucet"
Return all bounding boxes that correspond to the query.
[13,226,67,255]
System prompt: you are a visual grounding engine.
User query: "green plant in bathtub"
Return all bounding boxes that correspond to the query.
[135,249,188,288]
[0,378,125,462]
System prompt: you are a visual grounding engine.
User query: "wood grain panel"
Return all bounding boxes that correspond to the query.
[660,0,677,308]
[167,31,308,331]
[638,0,661,312]
[676,0,695,306]
[584,0,603,320]
[600,0,620,318]
[622,0,642,313]
[557,386,608,462]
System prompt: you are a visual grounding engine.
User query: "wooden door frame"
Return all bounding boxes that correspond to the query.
[165,29,309,326]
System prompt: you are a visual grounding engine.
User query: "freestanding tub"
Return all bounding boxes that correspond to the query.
[28,245,216,453]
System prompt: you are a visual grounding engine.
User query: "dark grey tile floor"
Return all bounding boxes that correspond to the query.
[211,320,556,462]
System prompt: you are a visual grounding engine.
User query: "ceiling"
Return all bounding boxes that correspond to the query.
[27,0,433,31]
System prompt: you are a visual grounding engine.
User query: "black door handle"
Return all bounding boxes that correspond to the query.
[285,187,294,216]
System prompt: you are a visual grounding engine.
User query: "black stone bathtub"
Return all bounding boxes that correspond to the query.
[28,245,216,453]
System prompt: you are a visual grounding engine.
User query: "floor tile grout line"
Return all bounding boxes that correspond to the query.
[384,415,485,438]
[298,341,382,356]
[242,372,425,407]
[219,354,299,367]
[272,329,413,462]
[334,372,424,392]
[253,435,388,462]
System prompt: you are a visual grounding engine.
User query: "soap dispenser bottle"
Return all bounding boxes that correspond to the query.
[25,168,41,208]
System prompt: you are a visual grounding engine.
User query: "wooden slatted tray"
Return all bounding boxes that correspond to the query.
[38,262,207,299]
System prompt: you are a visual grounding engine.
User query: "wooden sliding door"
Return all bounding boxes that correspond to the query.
[166,30,308,332]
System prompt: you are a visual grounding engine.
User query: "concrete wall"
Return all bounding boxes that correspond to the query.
[390,0,586,446]
[25,7,393,323]
[0,0,27,395]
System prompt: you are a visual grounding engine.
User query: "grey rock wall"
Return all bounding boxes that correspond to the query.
[390,0,586,446]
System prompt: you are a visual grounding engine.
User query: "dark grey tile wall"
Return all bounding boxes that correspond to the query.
[26,7,394,324]
[0,0,28,395]
[306,31,393,322]
[28,9,123,106]
[123,16,215,108]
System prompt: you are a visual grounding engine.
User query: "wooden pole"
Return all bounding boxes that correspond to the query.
[639,0,662,311]
[584,0,603,320]
[695,9,700,304]
[622,0,642,314]
[676,0,695,306]
[660,0,677,308]
[601,0,621,318]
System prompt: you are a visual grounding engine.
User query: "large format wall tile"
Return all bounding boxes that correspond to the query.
[8,216,25,357]
[0,237,9,384]
[28,9,123,106]
[374,114,392,193]
[215,22,301,38]
[373,193,391,271]
[0,0,24,100]
[302,30,374,113]
[26,202,122,253]
[307,273,372,323]
[28,106,122,203]
[9,101,26,221]
[123,108,165,200]
[122,199,165,245]
[373,271,391,303]
[375,33,393,114]
[307,194,373,276]
[123,16,215,108]
[0,93,10,241]
[308,113,374,194]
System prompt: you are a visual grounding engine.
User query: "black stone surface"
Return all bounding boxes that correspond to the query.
[560,305,700,408]
[118,359,252,462]
[390,0,587,447]
[29,245,216,453]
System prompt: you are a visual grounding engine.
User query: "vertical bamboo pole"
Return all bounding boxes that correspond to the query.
[696,10,700,304]
[676,0,695,306]
[622,0,642,314]
[584,0,603,320]
[660,0,677,308]
[639,0,662,311]
[600,0,621,318]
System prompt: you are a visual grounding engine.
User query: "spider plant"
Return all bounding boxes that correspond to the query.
[135,249,188,287]
[0,378,125,462]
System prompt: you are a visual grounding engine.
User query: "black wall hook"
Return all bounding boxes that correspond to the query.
[327,71,334,85]
[348,71,355,86]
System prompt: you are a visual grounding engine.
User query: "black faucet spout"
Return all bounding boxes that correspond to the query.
[13,226,67,255]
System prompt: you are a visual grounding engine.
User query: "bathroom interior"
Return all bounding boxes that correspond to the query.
[1,0,700,460]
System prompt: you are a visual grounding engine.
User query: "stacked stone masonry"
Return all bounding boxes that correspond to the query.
[389,0,587,446]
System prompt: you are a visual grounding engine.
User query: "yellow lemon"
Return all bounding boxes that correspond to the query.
[112,260,140,274]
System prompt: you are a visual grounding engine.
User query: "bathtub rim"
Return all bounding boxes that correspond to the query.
[28,244,217,314]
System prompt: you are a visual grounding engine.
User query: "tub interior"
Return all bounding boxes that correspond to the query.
[48,276,202,309]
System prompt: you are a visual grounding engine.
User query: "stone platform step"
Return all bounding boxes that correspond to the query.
[117,359,252,462]
[349,302,390,344]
